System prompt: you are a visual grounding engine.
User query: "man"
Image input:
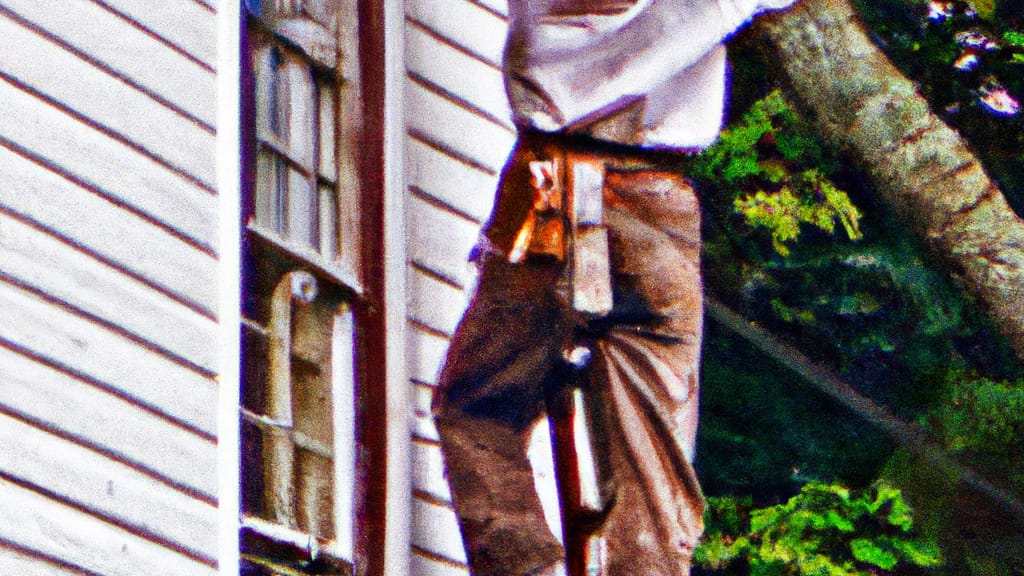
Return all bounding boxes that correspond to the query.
[432,1,798,574]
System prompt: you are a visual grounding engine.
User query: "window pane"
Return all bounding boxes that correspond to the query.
[284,58,315,170]
[287,168,316,248]
[318,82,337,181]
[318,185,338,257]
[255,150,287,234]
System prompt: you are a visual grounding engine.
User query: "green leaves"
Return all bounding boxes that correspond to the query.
[695,482,942,575]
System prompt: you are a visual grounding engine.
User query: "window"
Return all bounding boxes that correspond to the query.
[239,1,367,574]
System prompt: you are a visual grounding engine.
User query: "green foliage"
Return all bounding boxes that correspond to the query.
[695,483,942,575]
[692,91,860,256]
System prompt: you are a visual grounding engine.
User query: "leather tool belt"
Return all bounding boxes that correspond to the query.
[507,151,614,319]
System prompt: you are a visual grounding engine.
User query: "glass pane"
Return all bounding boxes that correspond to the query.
[318,185,338,257]
[284,58,315,170]
[287,169,316,248]
[255,150,286,234]
[318,82,336,181]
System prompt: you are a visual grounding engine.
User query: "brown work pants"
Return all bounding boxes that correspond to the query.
[433,138,705,576]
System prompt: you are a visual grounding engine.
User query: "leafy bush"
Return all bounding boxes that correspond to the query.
[695,483,942,575]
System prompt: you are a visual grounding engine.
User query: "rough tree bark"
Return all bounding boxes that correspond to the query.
[755,0,1024,358]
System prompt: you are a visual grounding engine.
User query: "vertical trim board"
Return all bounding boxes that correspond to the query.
[0,145,218,316]
[0,282,218,437]
[0,212,219,374]
[0,13,216,188]
[0,478,217,576]
[0,412,217,561]
[0,77,218,254]
[0,346,217,498]
[0,0,216,127]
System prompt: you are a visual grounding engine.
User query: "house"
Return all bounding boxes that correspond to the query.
[0,0,518,574]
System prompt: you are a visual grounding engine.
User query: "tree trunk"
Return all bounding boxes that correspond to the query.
[755,0,1024,359]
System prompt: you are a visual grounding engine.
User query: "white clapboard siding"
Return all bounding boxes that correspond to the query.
[0,346,217,499]
[0,145,218,316]
[406,0,507,66]
[0,413,217,561]
[412,439,452,503]
[404,0,514,570]
[0,0,216,128]
[94,0,218,69]
[411,551,472,576]
[413,499,468,564]
[0,12,216,189]
[406,137,497,223]
[0,76,218,254]
[0,276,217,437]
[0,544,89,576]
[406,81,516,175]
[407,326,450,386]
[0,213,218,374]
[408,195,481,289]
[0,478,216,576]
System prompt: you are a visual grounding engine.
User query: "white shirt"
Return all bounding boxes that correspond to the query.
[505,0,797,150]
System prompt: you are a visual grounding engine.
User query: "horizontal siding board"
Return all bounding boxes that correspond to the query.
[0,413,217,560]
[471,0,508,17]
[412,498,467,564]
[0,78,218,256]
[406,138,499,224]
[95,0,217,69]
[411,551,470,576]
[0,12,216,188]
[0,544,89,576]
[0,213,218,374]
[0,145,217,315]
[405,22,512,129]
[0,346,217,499]
[412,440,453,503]
[0,478,216,576]
[1,0,215,127]
[406,0,506,66]
[406,81,516,174]
[413,381,441,442]
[407,326,449,386]
[408,269,468,337]
[408,195,481,290]
[0,281,217,437]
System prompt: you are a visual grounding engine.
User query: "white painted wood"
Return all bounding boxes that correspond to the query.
[0,13,216,189]
[0,412,217,559]
[0,281,217,436]
[408,269,468,337]
[332,305,357,562]
[410,552,470,576]
[0,545,84,576]
[406,0,506,66]
[404,22,512,129]
[2,0,216,127]
[0,346,216,498]
[412,382,441,442]
[0,214,218,373]
[405,81,516,175]
[406,137,499,224]
[472,0,509,17]
[407,195,481,289]
[412,498,468,564]
[406,326,449,386]
[97,0,218,68]
[0,478,216,576]
[0,145,217,315]
[412,440,453,503]
[0,78,218,254]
